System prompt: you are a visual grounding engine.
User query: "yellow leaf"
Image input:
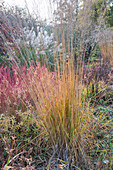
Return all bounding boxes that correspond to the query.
[4,166,14,170]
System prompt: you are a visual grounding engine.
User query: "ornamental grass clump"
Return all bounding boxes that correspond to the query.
[25,47,95,168]
[0,62,53,115]
[0,64,26,114]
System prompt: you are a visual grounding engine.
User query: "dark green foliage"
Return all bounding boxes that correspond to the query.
[105,4,113,27]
